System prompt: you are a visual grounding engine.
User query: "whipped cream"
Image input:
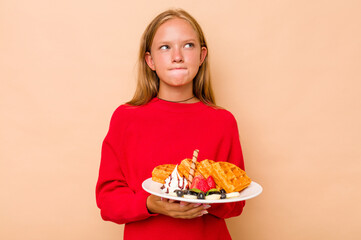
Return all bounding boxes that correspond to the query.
[161,165,188,194]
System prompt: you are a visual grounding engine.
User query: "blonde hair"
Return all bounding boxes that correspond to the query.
[127,9,216,106]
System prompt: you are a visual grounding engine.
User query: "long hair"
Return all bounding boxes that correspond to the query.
[127,9,216,106]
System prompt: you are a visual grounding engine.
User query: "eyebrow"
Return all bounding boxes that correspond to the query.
[183,38,197,42]
[156,39,197,45]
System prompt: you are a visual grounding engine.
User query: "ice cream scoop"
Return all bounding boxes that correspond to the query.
[162,165,188,194]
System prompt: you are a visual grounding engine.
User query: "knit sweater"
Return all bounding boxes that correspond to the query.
[96,98,246,240]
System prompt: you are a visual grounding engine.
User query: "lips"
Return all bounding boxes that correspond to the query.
[169,67,187,75]
[169,67,187,70]
[167,66,188,78]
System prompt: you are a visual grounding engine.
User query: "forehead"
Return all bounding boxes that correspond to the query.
[153,18,199,42]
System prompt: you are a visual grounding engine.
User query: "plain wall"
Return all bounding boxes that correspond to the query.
[1,0,360,239]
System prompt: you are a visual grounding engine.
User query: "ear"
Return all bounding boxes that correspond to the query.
[145,52,156,71]
[199,47,207,66]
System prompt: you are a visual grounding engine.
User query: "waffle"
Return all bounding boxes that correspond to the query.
[196,159,221,189]
[197,159,215,179]
[152,164,175,184]
[178,158,201,180]
[211,162,251,193]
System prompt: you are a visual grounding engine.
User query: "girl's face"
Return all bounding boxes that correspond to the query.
[145,18,207,93]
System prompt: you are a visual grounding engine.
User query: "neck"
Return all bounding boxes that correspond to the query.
[157,95,195,103]
[157,84,197,103]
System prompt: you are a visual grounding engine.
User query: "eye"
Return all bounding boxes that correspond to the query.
[160,45,170,50]
[185,43,195,48]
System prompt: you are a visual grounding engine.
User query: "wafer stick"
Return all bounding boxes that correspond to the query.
[188,149,199,185]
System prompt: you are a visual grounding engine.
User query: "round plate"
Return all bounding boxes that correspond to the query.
[142,178,263,204]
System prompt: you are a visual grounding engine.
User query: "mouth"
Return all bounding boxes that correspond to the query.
[168,68,187,76]
[169,66,187,70]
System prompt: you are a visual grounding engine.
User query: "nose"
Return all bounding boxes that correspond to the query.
[172,47,184,63]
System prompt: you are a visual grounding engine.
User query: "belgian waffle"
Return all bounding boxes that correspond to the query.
[178,158,201,180]
[211,162,251,193]
[197,159,215,179]
[151,164,175,184]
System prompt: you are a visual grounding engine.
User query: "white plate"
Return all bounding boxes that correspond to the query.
[142,178,263,204]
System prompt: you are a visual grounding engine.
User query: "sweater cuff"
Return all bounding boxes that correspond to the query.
[137,190,158,218]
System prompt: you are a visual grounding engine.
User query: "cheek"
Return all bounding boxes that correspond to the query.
[187,51,202,64]
[153,55,168,67]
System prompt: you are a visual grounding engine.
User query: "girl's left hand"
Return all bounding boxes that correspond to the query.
[146,194,210,219]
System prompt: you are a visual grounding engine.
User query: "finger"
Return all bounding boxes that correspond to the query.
[162,200,210,219]
[202,204,211,210]
[163,202,200,218]
[173,204,208,219]
[187,204,211,218]
[170,202,200,212]
[198,210,209,217]
[161,197,169,203]
[179,202,204,212]
[182,208,208,219]
[179,201,191,207]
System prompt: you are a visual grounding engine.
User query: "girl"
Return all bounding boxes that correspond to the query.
[96,9,245,240]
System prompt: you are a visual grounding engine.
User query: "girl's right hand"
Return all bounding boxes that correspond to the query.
[146,194,210,219]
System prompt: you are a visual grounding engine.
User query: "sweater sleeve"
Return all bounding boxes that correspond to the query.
[208,112,246,219]
[95,108,156,224]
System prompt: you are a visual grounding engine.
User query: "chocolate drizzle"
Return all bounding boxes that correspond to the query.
[178,176,187,189]
[168,175,172,187]
[162,165,188,194]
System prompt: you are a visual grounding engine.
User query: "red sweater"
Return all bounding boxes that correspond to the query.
[96,98,246,240]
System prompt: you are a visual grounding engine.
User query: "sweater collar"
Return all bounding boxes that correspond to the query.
[148,97,206,112]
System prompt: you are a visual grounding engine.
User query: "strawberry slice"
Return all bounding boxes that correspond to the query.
[206,176,216,189]
[190,175,210,193]
[190,175,203,189]
[195,178,210,193]
[195,178,211,193]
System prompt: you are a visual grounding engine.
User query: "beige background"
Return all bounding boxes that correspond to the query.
[1,0,360,239]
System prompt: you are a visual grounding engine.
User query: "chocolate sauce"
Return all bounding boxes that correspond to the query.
[177,174,182,189]
[168,175,172,187]
[178,176,187,189]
